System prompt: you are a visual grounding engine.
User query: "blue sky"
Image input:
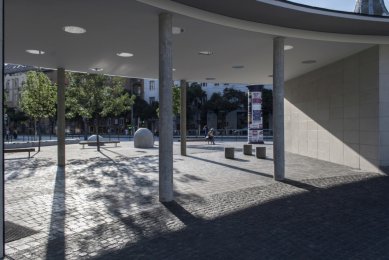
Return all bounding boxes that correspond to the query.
[288,0,389,12]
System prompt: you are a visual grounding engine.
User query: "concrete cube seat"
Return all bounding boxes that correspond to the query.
[243,144,252,155]
[256,147,266,159]
[225,147,235,159]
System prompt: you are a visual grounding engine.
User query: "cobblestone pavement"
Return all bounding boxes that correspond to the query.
[4,141,389,259]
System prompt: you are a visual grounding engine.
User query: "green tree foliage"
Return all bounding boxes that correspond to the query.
[66,72,135,150]
[156,85,181,117]
[20,71,57,151]
[20,71,57,120]
[66,73,135,120]
[172,85,181,116]
[133,96,158,122]
[205,88,247,129]
[187,83,207,128]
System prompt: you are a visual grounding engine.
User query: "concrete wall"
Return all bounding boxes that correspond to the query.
[379,45,389,169]
[285,46,382,172]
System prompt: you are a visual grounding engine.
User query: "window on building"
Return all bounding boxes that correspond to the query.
[119,118,124,125]
[149,97,155,104]
[150,80,155,91]
[107,118,111,126]
[202,83,207,87]
[214,83,219,86]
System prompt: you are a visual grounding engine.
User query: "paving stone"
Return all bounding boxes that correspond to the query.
[4,141,388,259]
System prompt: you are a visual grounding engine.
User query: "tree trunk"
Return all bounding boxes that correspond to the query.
[83,117,88,141]
[95,117,100,151]
[38,119,41,152]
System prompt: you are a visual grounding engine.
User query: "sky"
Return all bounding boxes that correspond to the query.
[288,0,389,12]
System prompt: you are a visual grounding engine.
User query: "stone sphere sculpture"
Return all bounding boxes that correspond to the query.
[134,128,154,148]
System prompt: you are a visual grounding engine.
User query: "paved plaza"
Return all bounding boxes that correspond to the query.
[4,140,389,259]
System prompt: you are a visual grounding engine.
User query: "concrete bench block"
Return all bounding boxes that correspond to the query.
[243,144,252,155]
[225,147,235,159]
[256,147,266,159]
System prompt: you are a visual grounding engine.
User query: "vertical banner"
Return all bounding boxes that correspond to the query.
[247,85,264,144]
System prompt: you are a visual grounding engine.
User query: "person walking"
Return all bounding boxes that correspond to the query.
[207,128,215,145]
[203,125,209,138]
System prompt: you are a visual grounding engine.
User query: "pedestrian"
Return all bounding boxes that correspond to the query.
[13,129,18,140]
[207,128,215,145]
[203,125,209,138]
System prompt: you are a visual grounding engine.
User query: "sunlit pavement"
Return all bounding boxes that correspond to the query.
[4,141,389,259]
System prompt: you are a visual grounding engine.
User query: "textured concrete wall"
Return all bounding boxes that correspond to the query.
[379,45,389,168]
[285,47,381,172]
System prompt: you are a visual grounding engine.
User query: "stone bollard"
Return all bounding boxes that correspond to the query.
[243,144,252,155]
[256,147,266,159]
[134,128,154,148]
[225,147,235,159]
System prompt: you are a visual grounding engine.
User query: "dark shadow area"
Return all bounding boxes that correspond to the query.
[187,155,273,179]
[31,151,40,157]
[280,178,321,192]
[98,150,116,163]
[45,167,66,260]
[162,201,201,226]
[231,158,250,162]
[5,221,39,243]
[91,175,389,260]
[186,145,226,152]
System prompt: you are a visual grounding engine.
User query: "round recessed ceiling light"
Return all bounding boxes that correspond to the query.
[232,65,245,69]
[302,60,317,64]
[116,52,134,57]
[284,45,294,51]
[206,77,216,80]
[26,49,45,55]
[63,26,86,34]
[172,26,184,35]
[198,51,213,56]
[90,67,103,72]
[172,68,176,72]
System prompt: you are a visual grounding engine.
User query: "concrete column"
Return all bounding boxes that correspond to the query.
[273,37,285,181]
[57,68,66,167]
[159,13,174,202]
[180,80,187,156]
[0,0,4,257]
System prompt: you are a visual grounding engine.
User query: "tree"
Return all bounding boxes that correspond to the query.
[206,88,247,128]
[20,71,57,151]
[156,85,181,117]
[187,83,207,129]
[66,73,135,151]
[133,96,158,128]
[205,88,247,130]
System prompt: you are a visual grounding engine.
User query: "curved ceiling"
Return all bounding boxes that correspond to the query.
[169,0,389,36]
[5,0,373,84]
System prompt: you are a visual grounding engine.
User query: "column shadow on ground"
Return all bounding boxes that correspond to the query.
[91,175,389,260]
[45,167,66,260]
[187,155,273,179]
[162,201,201,226]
